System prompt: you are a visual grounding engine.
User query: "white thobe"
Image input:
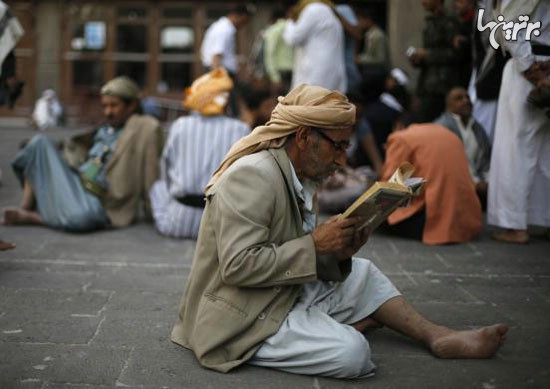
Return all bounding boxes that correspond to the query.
[200,17,238,73]
[283,3,347,92]
[488,1,550,230]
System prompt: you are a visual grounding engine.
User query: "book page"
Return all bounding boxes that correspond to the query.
[347,186,411,231]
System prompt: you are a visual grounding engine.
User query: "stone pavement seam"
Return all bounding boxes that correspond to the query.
[116,345,137,388]
[87,291,114,345]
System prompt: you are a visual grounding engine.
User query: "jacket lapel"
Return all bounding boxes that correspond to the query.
[106,114,140,172]
[269,148,305,236]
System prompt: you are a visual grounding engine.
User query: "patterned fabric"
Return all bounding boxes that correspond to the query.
[78,125,123,191]
[150,113,249,238]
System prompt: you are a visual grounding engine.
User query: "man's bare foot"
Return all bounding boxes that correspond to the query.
[491,229,529,244]
[0,240,16,250]
[2,207,43,226]
[430,324,508,359]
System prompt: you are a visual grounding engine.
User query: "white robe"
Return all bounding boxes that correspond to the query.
[487,1,550,229]
[283,3,347,92]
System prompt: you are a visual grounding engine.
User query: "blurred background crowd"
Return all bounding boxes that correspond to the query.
[1,0,549,246]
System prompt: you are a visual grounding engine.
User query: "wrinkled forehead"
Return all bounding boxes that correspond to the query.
[320,126,354,139]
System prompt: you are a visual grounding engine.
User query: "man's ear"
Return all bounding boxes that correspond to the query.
[294,126,311,150]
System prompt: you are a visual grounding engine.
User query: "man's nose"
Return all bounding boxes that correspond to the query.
[335,152,347,166]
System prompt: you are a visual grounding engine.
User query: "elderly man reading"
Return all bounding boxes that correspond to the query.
[2,76,163,231]
[171,84,507,378]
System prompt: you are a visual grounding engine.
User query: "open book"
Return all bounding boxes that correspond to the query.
[338,162,426,231]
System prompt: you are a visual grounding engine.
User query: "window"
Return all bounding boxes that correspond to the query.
[161,26,194,54]
[72,60,103,88]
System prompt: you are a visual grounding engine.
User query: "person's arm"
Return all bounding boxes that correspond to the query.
[211,161,361,288]
[142,123,164,219]
[263,25,282,83]
[333,8,363,41]
[211,54,223,69]
[211,164,319,288]
[283,5,318,47]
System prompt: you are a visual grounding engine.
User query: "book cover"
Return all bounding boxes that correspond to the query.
[338,162,426,231]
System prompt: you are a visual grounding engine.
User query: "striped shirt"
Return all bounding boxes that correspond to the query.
[150,113,250,238]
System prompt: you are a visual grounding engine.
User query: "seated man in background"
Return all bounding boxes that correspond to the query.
[171,84,507,379]
[2,76,163,232]
[435,87,491,205]
[382,115,482,244]
[150,68,250,239]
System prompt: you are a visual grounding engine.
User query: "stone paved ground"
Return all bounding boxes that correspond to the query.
[1,125,549,389]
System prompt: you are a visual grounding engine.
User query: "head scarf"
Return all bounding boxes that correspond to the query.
[183,68,233,116]
[205,83,355,191]
[101,76,140,100]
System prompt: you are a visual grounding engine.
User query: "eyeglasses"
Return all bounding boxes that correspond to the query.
[311,127,350,153]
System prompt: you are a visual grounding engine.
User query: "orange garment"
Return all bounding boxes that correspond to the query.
[382,123,482,245]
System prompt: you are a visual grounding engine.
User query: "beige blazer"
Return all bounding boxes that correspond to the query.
[171,147,351,372]
[63,114,163,227]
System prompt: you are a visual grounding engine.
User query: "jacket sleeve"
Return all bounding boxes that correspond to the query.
[142,123,164,219]
[210,163,319,288]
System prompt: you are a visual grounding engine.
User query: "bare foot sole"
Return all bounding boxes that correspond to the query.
[491,230,529,244]
[430,324,508,359]
[2,208,42,226]
[0,240,16,250]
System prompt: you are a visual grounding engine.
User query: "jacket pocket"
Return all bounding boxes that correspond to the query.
[204,293,248,318]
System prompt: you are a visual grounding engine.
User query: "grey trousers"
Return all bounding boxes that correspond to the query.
[248,258,401,379]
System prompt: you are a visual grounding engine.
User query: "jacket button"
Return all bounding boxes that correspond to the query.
[274,286,281,293]
[258,312,266,320]
[285,270,291,277]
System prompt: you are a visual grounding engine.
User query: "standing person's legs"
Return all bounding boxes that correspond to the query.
[488,59,549,243]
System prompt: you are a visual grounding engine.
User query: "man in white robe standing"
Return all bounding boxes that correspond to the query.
[488,0,550,243]
[283,0,347,92]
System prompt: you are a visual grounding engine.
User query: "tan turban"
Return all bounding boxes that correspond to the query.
[101,76,140,100]
[205,83,356,191]
[183,68,233,116]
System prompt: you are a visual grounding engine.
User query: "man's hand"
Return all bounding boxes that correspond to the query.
[311,215,370,260]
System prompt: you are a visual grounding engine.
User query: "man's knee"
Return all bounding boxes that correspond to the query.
[29,133,50,146]
[64,209,104,232]
[332,329,375,378]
